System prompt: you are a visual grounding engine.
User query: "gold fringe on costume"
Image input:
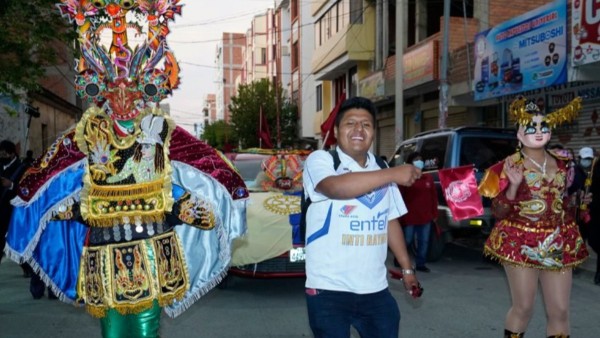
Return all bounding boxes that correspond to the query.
[77,231,189,318]
[83,179,168,227]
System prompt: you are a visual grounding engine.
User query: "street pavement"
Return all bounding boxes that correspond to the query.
[0,245,598,338]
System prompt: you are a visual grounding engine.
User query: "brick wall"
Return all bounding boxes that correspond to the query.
[449,43,473,84]
[488,0,552,27]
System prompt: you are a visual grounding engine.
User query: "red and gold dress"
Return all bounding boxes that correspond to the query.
[479,153,588,269]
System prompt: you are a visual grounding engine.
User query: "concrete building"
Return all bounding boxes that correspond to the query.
[295,0,564,157]
[0,45,81,158]
[200,93,217,138]
[215,32,246,123]
[243,9,278,84]
[216,0,590,156]
[310,0,375,150]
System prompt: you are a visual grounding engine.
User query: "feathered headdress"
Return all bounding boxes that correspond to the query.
[509,96,582,128]
[57,0,183,121]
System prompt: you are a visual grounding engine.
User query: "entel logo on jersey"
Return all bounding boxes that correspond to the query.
[348,208,389,231]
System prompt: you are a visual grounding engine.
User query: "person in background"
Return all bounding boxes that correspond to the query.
[0,140,33,277]
[478,97,588,338]
[19,148,58,300]
[548,144,582,196]
[302,97,422,337]
[23,150,34,167]
[575,147,595,242]
[583,147,600,285]
[397,151,438,273]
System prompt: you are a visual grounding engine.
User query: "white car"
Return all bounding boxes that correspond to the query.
[225,152,307,280]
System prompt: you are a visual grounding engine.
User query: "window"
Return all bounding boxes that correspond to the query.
[326,11,332,39]
[291,42,299,70]
[315,1,346,48]
[260,48,267,65]
[459,137,517,171]
[315,21,321,47]
[349,0,363,24]
[291,0,298,20]
[316,84,323,112]
[392,142,417,167]
[420,136,450,170]
[349,66,357,98]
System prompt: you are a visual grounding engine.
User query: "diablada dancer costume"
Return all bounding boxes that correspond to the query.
[478,97,588,338]
[3,1,248,337]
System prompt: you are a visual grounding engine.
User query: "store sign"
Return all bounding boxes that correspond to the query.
[403,40,439,89]
[473,0,567,101]
[571,0,600,66]
[359,71,385,100]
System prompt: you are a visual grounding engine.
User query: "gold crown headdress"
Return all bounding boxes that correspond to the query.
[509,96,582,128]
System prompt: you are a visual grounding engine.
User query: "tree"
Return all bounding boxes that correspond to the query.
[229,79,299,149]
[279,100,299,148]
[201,120,237,151]
[0,0,74,101]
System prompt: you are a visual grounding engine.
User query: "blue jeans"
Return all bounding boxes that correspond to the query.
[306,288,400,338]
[403,222,432,267]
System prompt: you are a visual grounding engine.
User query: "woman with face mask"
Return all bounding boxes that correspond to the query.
[397,151,438,272]
[478,96,588,338]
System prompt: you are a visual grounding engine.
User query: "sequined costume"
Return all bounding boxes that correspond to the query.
[3,1,248,335]
[479,152,588,269]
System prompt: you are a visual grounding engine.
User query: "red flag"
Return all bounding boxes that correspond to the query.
[438,165,483,221]
[320,92,346,148]
[259,108,273,149]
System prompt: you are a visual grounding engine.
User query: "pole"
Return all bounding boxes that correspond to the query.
[394,0,405,149]
[273,3,281,148]
[439,0,451,129]
[259,105,263,148]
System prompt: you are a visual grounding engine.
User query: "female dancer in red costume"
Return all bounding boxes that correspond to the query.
[479,96,588,338]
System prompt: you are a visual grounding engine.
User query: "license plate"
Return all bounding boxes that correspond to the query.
[289,247,305,262]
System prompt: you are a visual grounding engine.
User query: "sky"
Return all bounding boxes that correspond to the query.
[164,0,275,133]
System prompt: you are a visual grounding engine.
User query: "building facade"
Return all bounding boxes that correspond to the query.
[215,32,245,123]
[1,46,81,158]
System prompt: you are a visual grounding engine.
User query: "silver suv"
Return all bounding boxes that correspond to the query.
[390,127,518,261]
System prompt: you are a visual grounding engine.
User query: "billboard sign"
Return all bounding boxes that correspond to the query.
[571,0,600,66]
[473,0,567,101]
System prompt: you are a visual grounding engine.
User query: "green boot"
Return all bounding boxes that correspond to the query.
[504,329,525,338]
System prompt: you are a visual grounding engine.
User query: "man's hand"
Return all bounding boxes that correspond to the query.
[392,165,422,186]
[401,274,423,298]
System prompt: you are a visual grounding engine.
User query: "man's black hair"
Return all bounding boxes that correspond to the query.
[334,96,377,128]
[0,140,16,155]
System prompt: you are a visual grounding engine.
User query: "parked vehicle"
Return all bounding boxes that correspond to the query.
[390,126,518,261]
[221,151,308,285]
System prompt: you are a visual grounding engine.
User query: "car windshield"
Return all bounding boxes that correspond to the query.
[233,158,267,191]
[231,152,307,193]
[459,136,518,170]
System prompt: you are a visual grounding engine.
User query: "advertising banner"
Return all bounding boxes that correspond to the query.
[403,40,439,89]
[473,0,567,101]
[571,0,600,66]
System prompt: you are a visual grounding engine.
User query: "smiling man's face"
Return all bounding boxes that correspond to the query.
[335,108,375,160]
